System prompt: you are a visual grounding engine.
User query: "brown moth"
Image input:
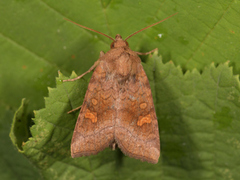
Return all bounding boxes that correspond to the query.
[63,13,177,164]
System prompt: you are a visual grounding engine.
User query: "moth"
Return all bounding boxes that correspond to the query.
[63,13,177,164]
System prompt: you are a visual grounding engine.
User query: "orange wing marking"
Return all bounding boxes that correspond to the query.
[85,109,97,123]
[91,98,98,105]
[137,114,151,126]
[140,102,147,109]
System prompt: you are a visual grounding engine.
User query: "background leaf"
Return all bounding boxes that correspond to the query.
[1,0,240,179]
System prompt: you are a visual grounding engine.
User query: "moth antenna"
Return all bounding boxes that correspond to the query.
[125,12,178,41]
[64,18,115,41]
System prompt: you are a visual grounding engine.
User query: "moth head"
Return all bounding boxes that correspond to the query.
[110,34,129,49]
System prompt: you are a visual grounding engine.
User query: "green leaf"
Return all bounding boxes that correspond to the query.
[10,98,31,150]
[152,55,240,180]
[1,0,240,179]
[10,52,240,180]
[0,102,41,180]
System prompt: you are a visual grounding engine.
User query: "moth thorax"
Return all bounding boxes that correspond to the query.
[116,53,132,76]
[110,34,129,48]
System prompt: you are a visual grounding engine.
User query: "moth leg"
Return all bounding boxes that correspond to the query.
[109,141,117,151]
[67,105,82,114]
[135,48,158,55]
[63,51,104,82]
